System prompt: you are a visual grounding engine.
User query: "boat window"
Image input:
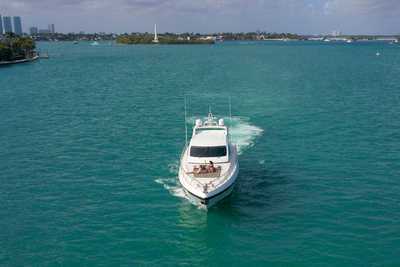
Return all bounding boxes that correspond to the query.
[190,146,227,157]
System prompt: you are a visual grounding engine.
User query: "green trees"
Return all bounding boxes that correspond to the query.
[115,32,303,44]
[0,36,36,61]
[0,43,13,61]
[116,35,154,44]
[116,34,214,45]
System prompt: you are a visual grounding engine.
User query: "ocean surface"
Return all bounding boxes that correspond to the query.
[1,41,400,266]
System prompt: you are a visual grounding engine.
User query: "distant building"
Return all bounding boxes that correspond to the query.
[29,26,38,35]
[39,29,50,34]
[3,16,12,34]
[13,16,23,35]
[331,30,341,37]
[48,24,55,34]
[0,14,3,35]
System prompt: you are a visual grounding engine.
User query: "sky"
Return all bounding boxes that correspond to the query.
[0,0,399,34]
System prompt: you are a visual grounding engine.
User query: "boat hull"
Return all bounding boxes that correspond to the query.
[183,181,236,207]
[179,162,239,208]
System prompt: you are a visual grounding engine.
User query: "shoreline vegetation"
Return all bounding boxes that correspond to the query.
[29,32,400,43]
[116,34,214,45]
[0,33,37,64]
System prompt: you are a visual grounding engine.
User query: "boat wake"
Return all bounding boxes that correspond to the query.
[155,177,186,198]
[155,162,187,198]
[156,117,263,204]
[155,175,201,207]
[227,117,264,154]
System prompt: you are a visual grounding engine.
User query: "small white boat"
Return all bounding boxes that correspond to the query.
[346,39,353,43]
[91,41,99,46]
[179,112,239,207]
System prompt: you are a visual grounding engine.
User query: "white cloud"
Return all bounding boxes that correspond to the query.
[323,0,400,17]
[0,0,398,34]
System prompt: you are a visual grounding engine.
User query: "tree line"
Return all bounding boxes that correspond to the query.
[0,33,36,62]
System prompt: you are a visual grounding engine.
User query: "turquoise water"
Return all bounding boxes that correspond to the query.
[1,41,400,266]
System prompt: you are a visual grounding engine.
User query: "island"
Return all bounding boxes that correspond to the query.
[0,33,37,65]
[116,33,215,45]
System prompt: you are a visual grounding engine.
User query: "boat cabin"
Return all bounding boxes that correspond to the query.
[187,114,229,164]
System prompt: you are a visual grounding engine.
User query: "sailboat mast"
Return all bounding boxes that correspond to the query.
[229,96,232,121]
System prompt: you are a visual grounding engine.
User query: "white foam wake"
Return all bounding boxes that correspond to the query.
[155,177,186,198]
[155,161,188,199]
[227,117,264,154]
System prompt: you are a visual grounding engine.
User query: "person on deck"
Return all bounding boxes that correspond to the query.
[207,161,216,173]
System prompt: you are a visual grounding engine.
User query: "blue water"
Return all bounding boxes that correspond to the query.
[1,41,400,266]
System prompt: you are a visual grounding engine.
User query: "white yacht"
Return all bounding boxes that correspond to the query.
[179,112,239,207]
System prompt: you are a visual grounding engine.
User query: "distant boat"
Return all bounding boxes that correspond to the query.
[215,35,224,42]
[39,51,49,59]
[91,41,99,46]
[346,39,353,43]
[376,52,381,56]
[324,39,331,42]
[73,41,79,44]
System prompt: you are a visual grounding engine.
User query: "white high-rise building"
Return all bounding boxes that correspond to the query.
[0,14,3,34]
[13,16,22,35]
[3,16,12,34]
[48,24,55,34]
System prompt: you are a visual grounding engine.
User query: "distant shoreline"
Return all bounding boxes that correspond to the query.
[116,35,215,45]
[0,55,39,66]
[31,32,399,43]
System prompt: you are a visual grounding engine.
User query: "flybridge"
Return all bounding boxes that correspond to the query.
[193,113,228,136]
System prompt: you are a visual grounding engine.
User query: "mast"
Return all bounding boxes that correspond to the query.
[229,96,232,121]
[184,96,188,147]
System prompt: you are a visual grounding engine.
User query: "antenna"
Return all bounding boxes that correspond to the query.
[184,95,188,147]
[229,95,232,121]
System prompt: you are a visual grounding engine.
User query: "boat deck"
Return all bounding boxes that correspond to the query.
[192,166,222,178]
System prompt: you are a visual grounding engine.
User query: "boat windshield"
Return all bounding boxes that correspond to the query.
[190,146,227,157]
